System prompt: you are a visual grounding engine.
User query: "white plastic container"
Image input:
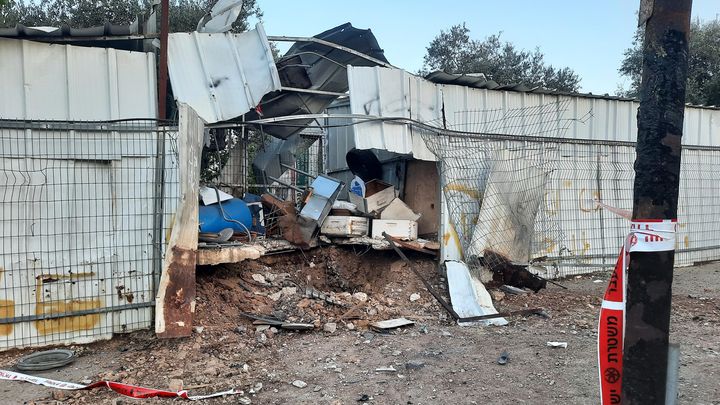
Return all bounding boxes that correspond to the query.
[320,216,370,237]
[371,219,418,240]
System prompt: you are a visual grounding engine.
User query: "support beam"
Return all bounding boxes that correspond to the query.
[158,0,169,119]
[623,0,692,403]
[155,103,204,338]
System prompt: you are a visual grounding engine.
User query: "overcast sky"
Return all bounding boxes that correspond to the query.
[254,0,718,95]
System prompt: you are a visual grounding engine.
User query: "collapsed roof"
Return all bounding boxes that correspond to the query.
[244,22,390,139]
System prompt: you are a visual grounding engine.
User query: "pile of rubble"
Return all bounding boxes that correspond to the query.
[194,246,447,341]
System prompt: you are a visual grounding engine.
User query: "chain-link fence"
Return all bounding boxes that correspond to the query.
[0,119,178,350]
[413,108,720,278]
[206,127,324,202]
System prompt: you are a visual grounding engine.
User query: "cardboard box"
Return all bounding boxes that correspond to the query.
[320,216,370,237]
[348,179,398,215]
[371,219,418,240]
[380,198,421,221]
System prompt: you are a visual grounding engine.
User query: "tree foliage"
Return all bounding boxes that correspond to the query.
[620,19,720,105]
[0,0,261,33]
[422,23,581,92]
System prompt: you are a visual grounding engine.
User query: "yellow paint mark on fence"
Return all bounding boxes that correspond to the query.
[684,235,689,248]
[563,180,573,188]
[443,184,482,200]
[0,300,15,336]
[543,238,557,254]
[34,299,102,335]
[578,189,600,213]
[34,276,102,335]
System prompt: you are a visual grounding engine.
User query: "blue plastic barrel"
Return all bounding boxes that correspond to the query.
[198,198,253,234]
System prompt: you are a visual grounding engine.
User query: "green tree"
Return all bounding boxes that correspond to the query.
[0,0,261,33]
[422,23,581,92]
[620,18,720,105]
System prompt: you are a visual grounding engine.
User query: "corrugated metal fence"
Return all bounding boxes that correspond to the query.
[0,119,178,350]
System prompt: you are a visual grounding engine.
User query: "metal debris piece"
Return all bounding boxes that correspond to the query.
[291,380,307,388]
[371,318,415,330]
[547,341,568,348]
[279,322,314,331]
[16,349,76,371]
[375,366,397,373]
[500,285,528,295]
[241,313,284,326]
[497,351,510,365]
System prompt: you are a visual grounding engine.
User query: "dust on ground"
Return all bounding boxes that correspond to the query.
[1,246,719,405]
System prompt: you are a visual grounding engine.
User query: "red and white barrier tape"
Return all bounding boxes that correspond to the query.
[597,219,676,405]
[0,369,238,401]
[628,220,677,253]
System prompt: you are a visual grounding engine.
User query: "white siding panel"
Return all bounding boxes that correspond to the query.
[0,38,156,121]
[167,24,280,123]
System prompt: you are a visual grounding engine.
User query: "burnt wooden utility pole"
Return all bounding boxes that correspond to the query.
[623,0,692,403]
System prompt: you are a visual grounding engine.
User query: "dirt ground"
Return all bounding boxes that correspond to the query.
[1,246,719,405]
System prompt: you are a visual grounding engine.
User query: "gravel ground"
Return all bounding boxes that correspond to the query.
[1,248,718,405]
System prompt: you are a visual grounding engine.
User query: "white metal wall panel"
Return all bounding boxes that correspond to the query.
[346,67,720,156]
[168,24,281,124]
[348,66,440,161]
[0,39,156,120]
[0,128,168,350]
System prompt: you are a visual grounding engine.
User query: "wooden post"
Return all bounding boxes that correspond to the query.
[158,0,169,119]
[155,103,204,338]
[623,0,692,403]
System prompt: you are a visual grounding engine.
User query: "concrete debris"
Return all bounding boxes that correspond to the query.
[323,323,337,333]
[192,326,205,334]
[490,290,506,302]
[281,286,298,296]
[353,292,368,302]
[409,293,421,302]
[375,366,397,372]
[168,379,183,392]
[256,332,267,343]
[251,274,267,284]
[305,287,346,307]
[313,385,322,392]
[346,323,356,331]
[238,397,252,405]
[291,380,308,388]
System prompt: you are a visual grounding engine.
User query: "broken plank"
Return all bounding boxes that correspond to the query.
[388,236,438,256]
[155,103,204,338]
